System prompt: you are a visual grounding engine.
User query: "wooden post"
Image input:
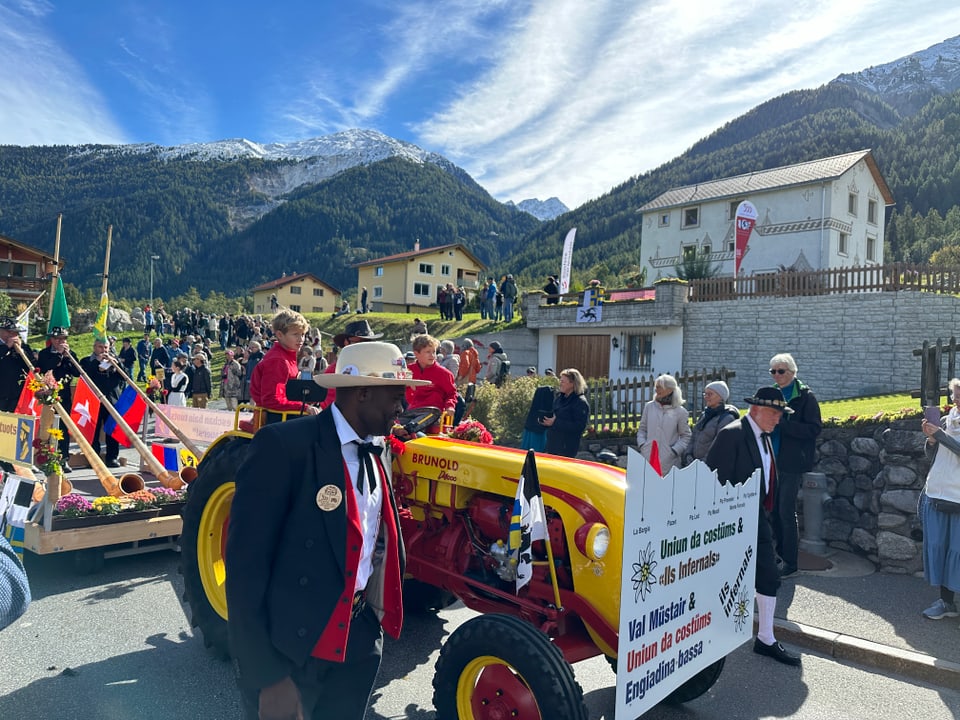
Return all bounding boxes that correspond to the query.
[47,213,62,320]
[101,225,112,297]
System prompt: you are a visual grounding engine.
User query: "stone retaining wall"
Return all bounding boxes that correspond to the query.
[582,417,929,575]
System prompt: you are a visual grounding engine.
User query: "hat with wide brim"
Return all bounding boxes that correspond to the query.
[314,342,431,388]
[333,319,384,348]
[744,386,794,413]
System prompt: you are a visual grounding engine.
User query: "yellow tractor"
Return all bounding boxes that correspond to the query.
[180,406,723,719]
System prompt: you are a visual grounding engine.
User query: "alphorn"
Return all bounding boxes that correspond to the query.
[104,355,203,480]
[11,344,144,496]
[66,352,184,490]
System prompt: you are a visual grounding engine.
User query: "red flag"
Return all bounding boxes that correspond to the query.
[105,386,147,447]
[734,201,757,276]
[14,372,42,417]
[649,439,663,477]
[70,378,101,445]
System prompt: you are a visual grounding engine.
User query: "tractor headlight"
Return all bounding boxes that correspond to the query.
[575,523,611,561]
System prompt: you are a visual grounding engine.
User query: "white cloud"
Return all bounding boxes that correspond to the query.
[417,0,960,207]
[0,1,125,145]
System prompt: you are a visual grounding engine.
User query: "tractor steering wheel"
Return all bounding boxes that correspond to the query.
[396,406,442,436]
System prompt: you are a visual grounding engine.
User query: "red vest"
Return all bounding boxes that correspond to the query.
[311,455,403,661]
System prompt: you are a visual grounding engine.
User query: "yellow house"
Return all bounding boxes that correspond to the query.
[251,273,341,315]
[353,241,486,312]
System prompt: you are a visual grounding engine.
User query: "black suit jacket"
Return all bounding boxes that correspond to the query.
[226,410,405,691]
[705,416,763,487]
[705,415,780,596]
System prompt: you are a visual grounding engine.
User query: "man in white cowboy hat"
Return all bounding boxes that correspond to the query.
[706,386,801,667]
[226,342,430,720]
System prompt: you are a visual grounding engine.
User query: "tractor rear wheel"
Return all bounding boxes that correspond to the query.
[433,613,588,720]
[180,436,250,659]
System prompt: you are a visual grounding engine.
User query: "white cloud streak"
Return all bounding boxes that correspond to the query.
[0,0,125,145]
[417,0,960,207]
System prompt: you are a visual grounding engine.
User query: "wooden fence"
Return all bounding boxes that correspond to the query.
[585,368,736,432]
[914,337,959,408]
[688,263,960,302]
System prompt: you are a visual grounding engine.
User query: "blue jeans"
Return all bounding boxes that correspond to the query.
[503,298,514,322]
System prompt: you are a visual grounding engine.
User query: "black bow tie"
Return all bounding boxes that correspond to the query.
[354,441,382,494]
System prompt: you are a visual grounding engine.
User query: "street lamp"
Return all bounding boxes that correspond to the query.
[150,255,160,309]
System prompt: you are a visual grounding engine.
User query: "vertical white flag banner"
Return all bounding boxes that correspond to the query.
[559,228,577,295]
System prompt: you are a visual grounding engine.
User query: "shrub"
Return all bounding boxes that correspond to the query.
[469,376,558,446]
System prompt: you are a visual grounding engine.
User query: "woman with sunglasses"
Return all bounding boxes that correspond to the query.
[768,353,822,577]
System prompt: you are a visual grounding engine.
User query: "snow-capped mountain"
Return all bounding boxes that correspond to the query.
[103,129,466,225]
[507,197,569,221]
[835,34,960,99]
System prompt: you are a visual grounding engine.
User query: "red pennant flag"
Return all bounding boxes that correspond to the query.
[14,372,42,417]
[649,439,663,477]
[70,378,101,446]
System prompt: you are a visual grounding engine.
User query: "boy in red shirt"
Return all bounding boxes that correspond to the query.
[406,335,457,428]
[250,309,320,420]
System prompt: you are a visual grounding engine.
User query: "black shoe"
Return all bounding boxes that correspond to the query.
[780,564,798,578]
[105,458,121,468]
[61,465,72,474]
[753,639,801,666]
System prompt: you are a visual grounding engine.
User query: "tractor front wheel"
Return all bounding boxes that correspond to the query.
[433,613,587,720]
[180,436,250,659]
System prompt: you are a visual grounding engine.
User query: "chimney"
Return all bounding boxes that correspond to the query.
[414,238,420,252]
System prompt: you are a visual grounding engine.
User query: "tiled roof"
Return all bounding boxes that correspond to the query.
[251,272,340,294]
[640,150,894,211]
[353,242,486,269]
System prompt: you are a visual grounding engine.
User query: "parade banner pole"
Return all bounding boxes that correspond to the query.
[47,214,63,321]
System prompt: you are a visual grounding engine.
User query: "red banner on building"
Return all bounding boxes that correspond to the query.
[734,200,758,276]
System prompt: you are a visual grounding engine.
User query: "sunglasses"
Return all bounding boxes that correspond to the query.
[769,368,791,375]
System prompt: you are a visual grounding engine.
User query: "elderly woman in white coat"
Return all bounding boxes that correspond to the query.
[636,374,691,474]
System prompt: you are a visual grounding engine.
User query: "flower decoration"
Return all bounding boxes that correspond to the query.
[448,420,494,445]
[144,376,163,401]
[126,489,157,511]
[92,496,121,515]
[33,436,64,476]
[151,487,186,505]
[55,493,93,518]
[387,434,406,456]
[27,370,62,406]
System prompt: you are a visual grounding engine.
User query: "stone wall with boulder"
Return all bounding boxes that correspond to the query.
[581,417,930,575]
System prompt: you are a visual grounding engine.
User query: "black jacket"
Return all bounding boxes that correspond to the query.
[226,411,405,691]
[524,386,556,433]
[545,391,589,458]
[776,380,822,473]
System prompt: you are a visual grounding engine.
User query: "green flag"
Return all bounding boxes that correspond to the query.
[47,278,71,334]
[93,292,109,343]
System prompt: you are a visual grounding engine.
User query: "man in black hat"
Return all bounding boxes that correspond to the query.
[37,328,80,470]
[705,387,801,667]
[0,317,35,413]
[319,320,384,411]
[80,339,124,468]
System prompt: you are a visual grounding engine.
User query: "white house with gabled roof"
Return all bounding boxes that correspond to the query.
[639,149,895,281]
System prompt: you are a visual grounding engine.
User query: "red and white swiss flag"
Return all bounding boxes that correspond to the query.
[70,378,101,445]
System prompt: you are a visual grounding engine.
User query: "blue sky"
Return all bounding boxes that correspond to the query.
[1,1,958,209]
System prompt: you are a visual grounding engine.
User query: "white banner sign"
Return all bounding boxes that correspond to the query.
[616,454,759,717]
[154,406,251,444]
[559,228,576,294]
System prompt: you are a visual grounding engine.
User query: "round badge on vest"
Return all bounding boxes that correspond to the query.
[316,485,343,511]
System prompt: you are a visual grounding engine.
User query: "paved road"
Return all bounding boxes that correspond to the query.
[1,550,958,720]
